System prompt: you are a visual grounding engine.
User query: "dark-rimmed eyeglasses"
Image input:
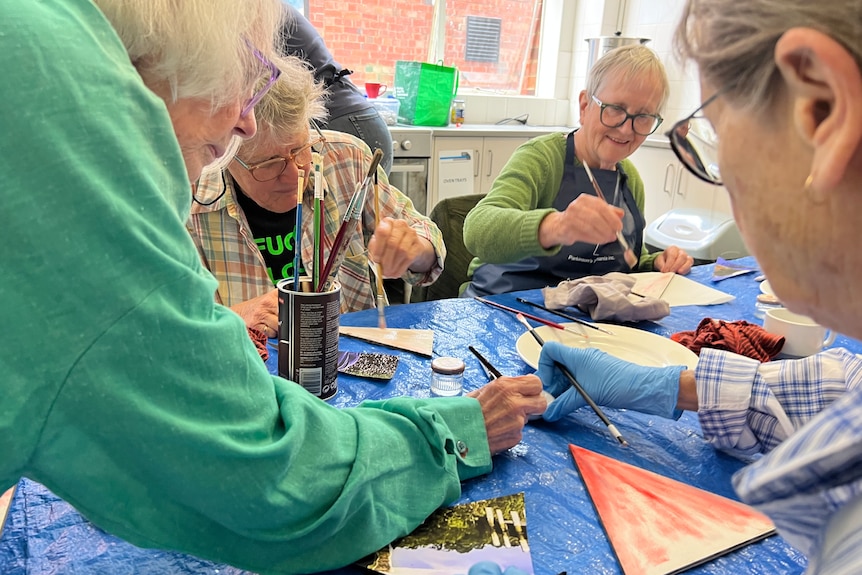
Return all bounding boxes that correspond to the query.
[666,90,723,185]
[591,95,663,136]
[234,126,327,182]
[241,41,281,118]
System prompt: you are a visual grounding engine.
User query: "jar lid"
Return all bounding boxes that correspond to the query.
[431,356,466,375]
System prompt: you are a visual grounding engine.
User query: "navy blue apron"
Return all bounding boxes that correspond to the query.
[465,131,644,297]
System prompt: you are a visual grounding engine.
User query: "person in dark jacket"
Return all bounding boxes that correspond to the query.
[280,3,394,173]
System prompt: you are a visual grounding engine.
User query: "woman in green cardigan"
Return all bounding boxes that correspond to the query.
[462,45,693,297]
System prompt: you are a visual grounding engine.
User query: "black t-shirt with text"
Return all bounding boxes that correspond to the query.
[235,186,304,284]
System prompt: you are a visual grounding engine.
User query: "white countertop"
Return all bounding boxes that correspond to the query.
[388,123,571,138]
[389,123,672,146]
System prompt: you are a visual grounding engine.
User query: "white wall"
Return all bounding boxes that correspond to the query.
[456,0,702,129]
[624,0,702,124]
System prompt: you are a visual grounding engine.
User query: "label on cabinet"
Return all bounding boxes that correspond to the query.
[437,149,475,197]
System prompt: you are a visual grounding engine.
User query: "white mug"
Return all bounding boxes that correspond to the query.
[763,308,836,357]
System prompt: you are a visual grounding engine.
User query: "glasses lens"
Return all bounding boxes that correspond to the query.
[668,117,722,185]
[251,158,288,182]
[633,115,661,136]
[290,143,315,168]
[600,104,627,128]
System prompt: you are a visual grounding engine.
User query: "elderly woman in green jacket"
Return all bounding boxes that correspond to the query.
[462,45,693,297]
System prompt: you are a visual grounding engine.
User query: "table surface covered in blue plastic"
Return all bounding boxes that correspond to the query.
[3,258,860,574]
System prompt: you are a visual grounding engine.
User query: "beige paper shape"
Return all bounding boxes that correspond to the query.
[631,272,735,307]
[0,486,16,538]
[631,271,675,299]
[339,327,434,357]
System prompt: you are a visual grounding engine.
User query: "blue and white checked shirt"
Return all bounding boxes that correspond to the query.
[696,348,862,574]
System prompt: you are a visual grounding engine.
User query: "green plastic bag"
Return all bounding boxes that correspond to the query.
[394,61,459,126]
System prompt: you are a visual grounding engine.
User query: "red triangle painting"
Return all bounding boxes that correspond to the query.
[569,444,776,575]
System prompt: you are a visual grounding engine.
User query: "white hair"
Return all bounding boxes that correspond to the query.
[93,0,284,108]
[674,0,862,114]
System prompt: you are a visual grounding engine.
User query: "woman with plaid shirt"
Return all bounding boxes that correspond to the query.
[188,56,444,337]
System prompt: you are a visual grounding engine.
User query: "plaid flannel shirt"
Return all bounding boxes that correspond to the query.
[696,347,862,572]
[187,130,444,314]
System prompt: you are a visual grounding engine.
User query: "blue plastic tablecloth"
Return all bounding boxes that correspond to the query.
[3,258,858,574]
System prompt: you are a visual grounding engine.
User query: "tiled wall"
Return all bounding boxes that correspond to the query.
[459,0,702,129]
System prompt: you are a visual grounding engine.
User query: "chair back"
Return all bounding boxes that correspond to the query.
[411,194,485,302]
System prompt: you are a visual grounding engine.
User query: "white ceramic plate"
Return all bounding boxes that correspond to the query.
[760,280,775,296]
[516,323,699,370]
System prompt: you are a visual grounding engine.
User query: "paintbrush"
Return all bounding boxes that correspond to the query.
[515,297,614,335]
[468,345,503,380]
[292,169,305,292]
[475,297,588,340]
[516,313,628,447]
[317,148,384,292]
[373,167,387,329]
[316,182,365,291]
[312,152,323,291]
[582,162,638,269]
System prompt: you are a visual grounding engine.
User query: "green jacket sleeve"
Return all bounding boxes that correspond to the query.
[1,3,491,575]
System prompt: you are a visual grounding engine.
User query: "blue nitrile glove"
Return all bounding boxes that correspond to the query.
[537,341,685,422]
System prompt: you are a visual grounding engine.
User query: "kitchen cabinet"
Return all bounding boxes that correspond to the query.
[629,142,732,227]
[430,136,530,210]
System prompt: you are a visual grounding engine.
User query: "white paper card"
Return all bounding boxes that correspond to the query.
[631,272,734,307]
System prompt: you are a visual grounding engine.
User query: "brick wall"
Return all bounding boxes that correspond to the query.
[307,0,541,95]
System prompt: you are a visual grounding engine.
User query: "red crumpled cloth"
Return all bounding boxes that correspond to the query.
[246,327,269,361]
[671,318,785,362]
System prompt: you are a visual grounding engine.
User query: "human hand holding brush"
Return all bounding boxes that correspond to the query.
[537,193,625,249]
[367,218,436,278]
[537,342,688,422]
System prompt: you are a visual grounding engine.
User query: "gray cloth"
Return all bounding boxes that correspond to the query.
[542,272,670,322]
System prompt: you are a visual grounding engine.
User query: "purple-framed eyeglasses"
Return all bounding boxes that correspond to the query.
[241,40,281,118]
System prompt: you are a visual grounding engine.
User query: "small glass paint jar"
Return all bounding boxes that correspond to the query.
[450,99,466,126]
[430,357,465,397]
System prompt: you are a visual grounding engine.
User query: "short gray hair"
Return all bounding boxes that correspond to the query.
[238,56,328,158]
[586,44,670,113]
[674,0,862,114]
[93,0,284,108]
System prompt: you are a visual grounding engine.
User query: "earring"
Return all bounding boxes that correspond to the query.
[803,173,826,204]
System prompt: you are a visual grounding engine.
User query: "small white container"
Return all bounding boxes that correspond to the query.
[430,357,465,397]
[370,97,400,126]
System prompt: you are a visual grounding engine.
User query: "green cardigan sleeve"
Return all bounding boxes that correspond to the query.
[463,133,568,267]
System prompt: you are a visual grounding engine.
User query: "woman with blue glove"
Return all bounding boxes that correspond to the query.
[537,0,862,571]
[537,342,696,422]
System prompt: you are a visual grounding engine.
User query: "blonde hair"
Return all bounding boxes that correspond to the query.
[674,0,862,114]
[586,44,670,113]
[237,56,328,158]
[93,0,284,108]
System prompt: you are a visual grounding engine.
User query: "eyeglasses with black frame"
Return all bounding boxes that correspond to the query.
[590,95,663,136]
[666,90,723,185]
[241,41,281,118]
[233,123,327,182]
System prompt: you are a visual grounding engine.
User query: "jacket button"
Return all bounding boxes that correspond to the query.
[456,440,468,456]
